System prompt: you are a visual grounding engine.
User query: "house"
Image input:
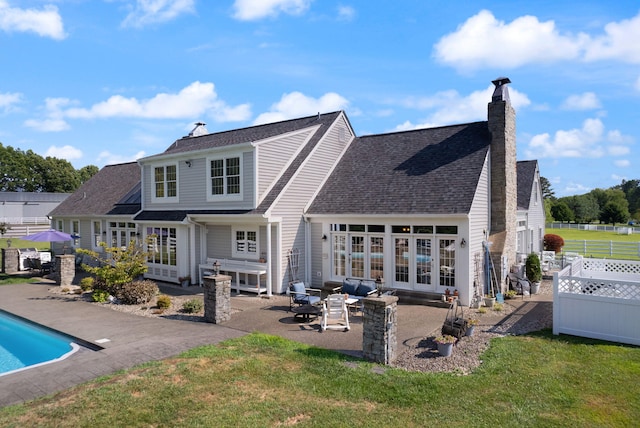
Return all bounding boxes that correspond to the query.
[49,78,541,305]
[516,160,545,258]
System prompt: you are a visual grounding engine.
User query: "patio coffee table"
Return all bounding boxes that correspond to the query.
[292,304,321,322]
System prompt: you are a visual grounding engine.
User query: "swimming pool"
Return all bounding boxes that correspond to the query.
[0,309,80,377]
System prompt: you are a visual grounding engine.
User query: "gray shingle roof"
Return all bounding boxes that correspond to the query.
[517,160,537,210]
[161,111,344,156]
[49,162,141,217]
[307,121,492,215]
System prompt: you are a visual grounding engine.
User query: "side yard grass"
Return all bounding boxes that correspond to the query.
[0,332,638,427]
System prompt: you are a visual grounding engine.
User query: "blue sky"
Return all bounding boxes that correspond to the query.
[1,1,639,197]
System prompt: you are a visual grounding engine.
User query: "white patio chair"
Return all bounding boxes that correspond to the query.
[321,294,350,332]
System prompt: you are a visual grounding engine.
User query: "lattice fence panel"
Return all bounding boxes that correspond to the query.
[583,258,640,275]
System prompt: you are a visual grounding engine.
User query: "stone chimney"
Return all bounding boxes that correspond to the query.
[487,77,517,282]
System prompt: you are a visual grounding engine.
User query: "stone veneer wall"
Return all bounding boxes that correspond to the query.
[488,95,517,284]
[1,248,20,274]
[54,254,75,287]
[203,274,232,324]
[362,295,398,364]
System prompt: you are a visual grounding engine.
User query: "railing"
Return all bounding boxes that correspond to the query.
[0,217,50,225]
[561,240,640,261]
[553,257,640,346]
[547,222,639,232]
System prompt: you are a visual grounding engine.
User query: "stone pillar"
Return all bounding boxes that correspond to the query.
[362,294,399,364]
[203,274,232,324]
[1,248,20,274]
[55,254,75,287]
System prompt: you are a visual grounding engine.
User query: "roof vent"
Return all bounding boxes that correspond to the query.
[491,77,511,102]
[188,122,208,137]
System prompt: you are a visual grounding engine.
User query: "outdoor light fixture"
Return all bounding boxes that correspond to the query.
[460,238,466,248]
[213,260,220,275]
[321,234,327,241]
[375,276,384,296]
[185,160,192,167]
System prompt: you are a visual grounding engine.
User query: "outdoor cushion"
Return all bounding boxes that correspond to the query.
[356,280,376,296]
[290,282,321,305]
[342,279,359,295]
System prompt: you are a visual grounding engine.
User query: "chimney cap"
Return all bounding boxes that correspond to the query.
[188,122,208,137]
[491,77,511,102]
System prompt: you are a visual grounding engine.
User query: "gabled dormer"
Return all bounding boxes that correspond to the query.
[137,111,354,214]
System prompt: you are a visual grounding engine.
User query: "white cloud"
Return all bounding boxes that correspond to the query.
[635,76,640,91]
[614,159,630,168]
[394,84,531,130]
[64,82,250,121]
[561,92,601,110]
[121,0,195,28]
[45,145,82,160]
[337,5,355,21]
[253,91,348,125]
[0,91,22,112]
[97,150,146,166]
[232,0,312,21]
[525,117,633,159]
[433,10,586,71]
[584,12,640,63]
[0,0,65,39]
[24,118,69,132]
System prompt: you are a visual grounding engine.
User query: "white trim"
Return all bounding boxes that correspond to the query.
[205,153,243,202]
[150,162,179,204]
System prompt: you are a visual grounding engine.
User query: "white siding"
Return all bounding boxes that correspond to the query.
[270,114,353,293]
[256,127,317,201]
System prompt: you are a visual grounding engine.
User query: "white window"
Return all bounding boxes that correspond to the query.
[207,155,242,201]
[71,220,80,247]
[146,226,176,266]
[232,226,258,259]
[92,220,102,250]
[56,219,63,232]
[152,164,178,202]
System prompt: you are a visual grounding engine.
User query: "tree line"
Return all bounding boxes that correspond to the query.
[0,143,99,193]
[542,177,639,225]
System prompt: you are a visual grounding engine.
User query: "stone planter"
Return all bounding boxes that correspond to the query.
[483,296,495,308]
[437,342,454,357]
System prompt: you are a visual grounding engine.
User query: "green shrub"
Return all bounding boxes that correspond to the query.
[182,298,203,314]
[79,276,95,292]
[112,279,159,305]
[92,289,110,303]
[525,253,542,283]
[156,294,171,309]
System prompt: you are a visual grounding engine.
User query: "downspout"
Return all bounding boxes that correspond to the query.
[303,215,311,286]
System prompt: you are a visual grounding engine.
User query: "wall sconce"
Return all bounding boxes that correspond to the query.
[460,238,466,248]
[185,160,192,167]
[321,234,327,241]
[213,260,220,275]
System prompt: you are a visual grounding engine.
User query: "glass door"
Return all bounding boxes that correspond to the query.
[415,238,433,291]
[438,238,456,288]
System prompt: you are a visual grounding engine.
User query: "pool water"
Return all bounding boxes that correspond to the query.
[0,310,79,376]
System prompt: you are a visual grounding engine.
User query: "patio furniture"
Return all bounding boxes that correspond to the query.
[321,294,350,332]
[291,304,321,323]
[198,258,268,294]
[289,281,322,310]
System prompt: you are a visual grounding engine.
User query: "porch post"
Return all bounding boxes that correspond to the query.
[266,222,272,296]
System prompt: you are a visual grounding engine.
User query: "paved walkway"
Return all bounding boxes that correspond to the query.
[0,278,552,408]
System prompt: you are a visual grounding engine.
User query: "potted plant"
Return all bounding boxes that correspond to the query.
[178,275,191,288]
[483,295,495,308]
[434,334,457,357]
[525,253,542,294]
[465,318,478,336]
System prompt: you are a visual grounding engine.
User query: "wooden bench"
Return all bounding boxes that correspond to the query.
[199,258,268,295]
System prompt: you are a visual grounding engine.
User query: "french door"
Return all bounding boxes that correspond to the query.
[394,237,434,291]
[332,234,384,280]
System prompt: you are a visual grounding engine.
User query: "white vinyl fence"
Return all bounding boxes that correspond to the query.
[553,258,640,346]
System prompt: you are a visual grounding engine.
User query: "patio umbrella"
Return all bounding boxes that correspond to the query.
[21,229,74,242]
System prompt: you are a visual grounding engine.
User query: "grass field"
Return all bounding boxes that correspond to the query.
[0,332,637,427]
[549,228,640,243]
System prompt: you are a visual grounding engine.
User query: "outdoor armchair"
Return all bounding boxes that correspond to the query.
[289,281,322,310]
[321,294,350,332]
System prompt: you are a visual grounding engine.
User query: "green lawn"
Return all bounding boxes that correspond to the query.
[0,332,638,427]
